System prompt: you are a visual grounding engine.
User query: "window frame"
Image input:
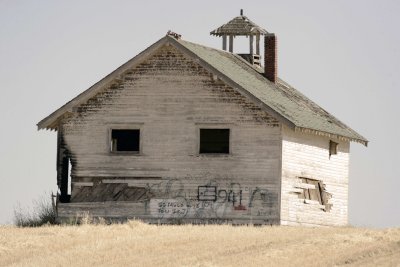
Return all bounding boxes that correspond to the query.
[108,124,143,155]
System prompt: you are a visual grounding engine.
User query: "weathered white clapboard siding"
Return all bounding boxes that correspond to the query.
[58,202,147,218]
[60,44,282,223]
[280,125,350,226]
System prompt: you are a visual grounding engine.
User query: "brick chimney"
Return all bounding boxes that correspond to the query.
[264,34,277,83]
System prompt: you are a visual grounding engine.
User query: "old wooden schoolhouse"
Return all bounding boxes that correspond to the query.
[38,11,367,226]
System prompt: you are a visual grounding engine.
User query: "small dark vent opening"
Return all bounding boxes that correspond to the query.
[237,54,261,67]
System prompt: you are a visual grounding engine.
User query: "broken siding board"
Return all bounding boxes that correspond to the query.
[72,182,94,187]
[102,178,163,188]
[294,183,316,189]
[71,183,148,202]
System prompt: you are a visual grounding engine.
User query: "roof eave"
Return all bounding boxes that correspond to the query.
[295,126,368,147]
[37,36,171,131]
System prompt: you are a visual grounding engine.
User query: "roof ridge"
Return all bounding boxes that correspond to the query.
[179,39,265,74]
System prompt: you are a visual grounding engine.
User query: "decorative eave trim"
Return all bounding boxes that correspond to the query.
[294,126,368,146]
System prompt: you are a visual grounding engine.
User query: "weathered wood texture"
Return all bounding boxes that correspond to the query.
[57,202,274,225]
[60,44,281,224]
[280,125,350,226]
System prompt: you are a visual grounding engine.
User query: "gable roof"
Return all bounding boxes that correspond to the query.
[37,35,368,146]
[210,15,268,36]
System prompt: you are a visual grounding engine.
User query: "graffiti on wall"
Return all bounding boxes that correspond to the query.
[145,179,277,220]
[197,185,244,209]
[71,177,279,221]
[198,186,217,201]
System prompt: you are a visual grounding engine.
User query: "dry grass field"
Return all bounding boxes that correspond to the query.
[0,221,399,267]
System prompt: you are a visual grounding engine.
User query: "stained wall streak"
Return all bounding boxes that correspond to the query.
[59,44,281,224]
[280,125,350,226]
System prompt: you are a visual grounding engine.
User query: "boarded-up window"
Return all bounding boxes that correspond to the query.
[199,129,230,154]
[299,178,324,205]
[111,129,140,152]
[298,178,332,211]
[329,140,338,157]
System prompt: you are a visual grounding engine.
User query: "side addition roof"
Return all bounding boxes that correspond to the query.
[37,35,368,146]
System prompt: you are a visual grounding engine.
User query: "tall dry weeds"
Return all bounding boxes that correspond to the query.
[13,192,56,227]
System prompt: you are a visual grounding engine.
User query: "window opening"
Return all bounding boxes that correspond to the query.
[199,129,230,154]
[111,129,140,152]
[329,140,338,157]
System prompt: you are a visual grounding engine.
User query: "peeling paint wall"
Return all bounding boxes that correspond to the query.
[59,44,282,224]
[280,125,350,226]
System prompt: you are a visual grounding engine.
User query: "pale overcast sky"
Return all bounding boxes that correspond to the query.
[0,0,399,227]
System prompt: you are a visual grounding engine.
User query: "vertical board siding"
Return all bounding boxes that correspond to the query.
[60,44,282,224]
[280,125,350,226]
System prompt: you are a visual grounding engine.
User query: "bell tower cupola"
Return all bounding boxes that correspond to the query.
[210,9,269,67]
[210,10,277,83]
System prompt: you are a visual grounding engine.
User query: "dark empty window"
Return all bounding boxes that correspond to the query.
[200,129,229,154]
[329,140,338,157]
[111,129,140,152]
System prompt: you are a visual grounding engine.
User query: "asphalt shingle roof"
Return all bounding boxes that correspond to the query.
[177,38,367,145]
